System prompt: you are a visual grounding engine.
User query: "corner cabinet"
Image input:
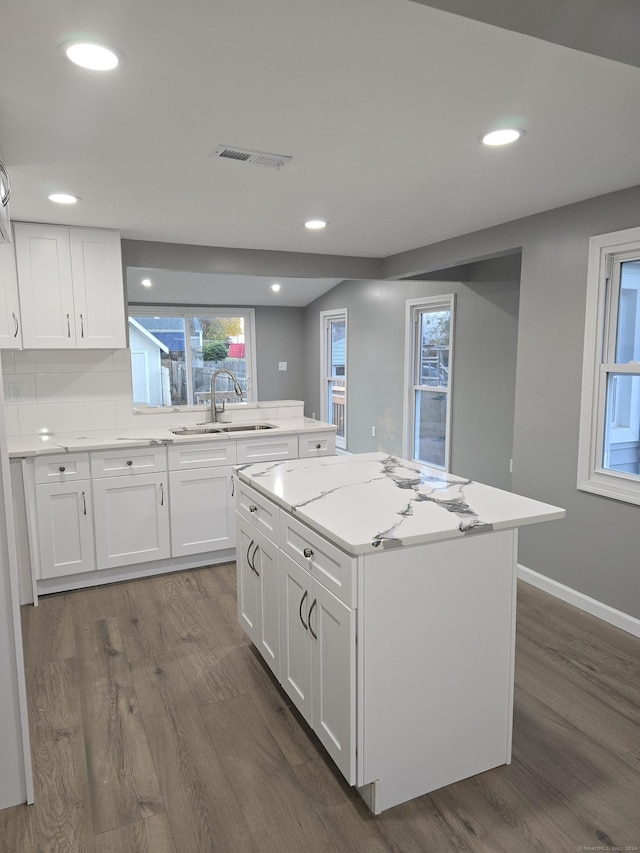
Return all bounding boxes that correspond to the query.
[13,223,126,349]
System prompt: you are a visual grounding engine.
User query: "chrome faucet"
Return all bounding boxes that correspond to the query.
[210,368,243,422]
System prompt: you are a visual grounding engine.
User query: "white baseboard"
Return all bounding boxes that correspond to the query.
[518,565,640,640]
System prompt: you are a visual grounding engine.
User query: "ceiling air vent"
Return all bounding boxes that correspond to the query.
[212,145,292,170]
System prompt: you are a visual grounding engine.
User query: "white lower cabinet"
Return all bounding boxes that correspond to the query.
[279,552,355,783]
[93,472,170,569]
[237,519,280,679]
[170,466,235,557]
[35,480,94,578]
[236,491,356,786]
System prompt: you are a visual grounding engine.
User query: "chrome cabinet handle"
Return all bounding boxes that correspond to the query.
[299,589,308,630]
[246,539,254,572]
[82,491,87,516]
[66,313,71,337]
[126,460,133,466]
[59,466,66,472]
[249,504,257,513]
[315,443,321,449]
[160,482,164,506]
[12,313,18,338]
[251,543,260,577]
[0,160,10,207]
[308,598,318,639]
[303,547,313,559]
[231,475,234,497]
[80,313,84,337]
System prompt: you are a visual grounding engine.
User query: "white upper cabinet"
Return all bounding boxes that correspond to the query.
[0,239,21,348]
[13,223,126,349]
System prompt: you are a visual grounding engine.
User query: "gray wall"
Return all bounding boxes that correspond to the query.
[255,306,305,401]
[303,260,520,491]
[386,184,640,619]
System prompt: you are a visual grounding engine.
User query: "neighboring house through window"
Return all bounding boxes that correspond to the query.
[128,307,257,408]
[320,309,347,450]
[578,226,640,504]
[404,295,455,469]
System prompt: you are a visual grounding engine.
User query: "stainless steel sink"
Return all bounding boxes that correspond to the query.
[218,423,275,432]
[170,423,275,436]
[170,426,221,435]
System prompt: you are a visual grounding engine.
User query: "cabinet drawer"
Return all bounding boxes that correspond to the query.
[236,434,297,464]
[91,446,167,478]
[280,513,355,607]
[236,481,279,542]
[298,431,335,458]
[168,440,237,471]
[34,452,91,484]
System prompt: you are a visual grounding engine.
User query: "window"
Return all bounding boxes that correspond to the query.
[320,309,347,450]
[128,307,257,408]
[404,295,455,469]
[578,227,640,504]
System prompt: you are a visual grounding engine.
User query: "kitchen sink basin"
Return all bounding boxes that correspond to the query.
[170,423,275,436]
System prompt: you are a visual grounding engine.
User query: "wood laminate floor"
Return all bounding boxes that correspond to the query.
[1,565,639,852]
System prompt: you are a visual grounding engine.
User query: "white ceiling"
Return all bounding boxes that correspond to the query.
[2,0,640,266]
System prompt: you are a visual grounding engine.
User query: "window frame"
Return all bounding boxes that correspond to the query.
[319,308,347,451]
[403,294,455,470]
[578,226,640,504]
[127,305,258,408]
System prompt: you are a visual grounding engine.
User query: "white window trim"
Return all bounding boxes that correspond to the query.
[320,308,347,450]
[127,305,258,406]
[403,294,455,470]
[578,226,640,504]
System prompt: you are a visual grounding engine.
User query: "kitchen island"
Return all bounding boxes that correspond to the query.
[235,452,565,813]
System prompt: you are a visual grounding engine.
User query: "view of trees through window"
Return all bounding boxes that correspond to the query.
[129,312,249,407]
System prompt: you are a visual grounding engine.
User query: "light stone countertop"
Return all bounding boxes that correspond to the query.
[235,452,565,556]
[7,415,335,458]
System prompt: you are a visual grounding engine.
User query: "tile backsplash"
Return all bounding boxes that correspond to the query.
[1,349,133,436]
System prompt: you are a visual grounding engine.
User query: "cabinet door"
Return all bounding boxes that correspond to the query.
[14,223,76,348]
[35,480,95,579]
[69,228,125,348]
[237,520,260,643]
[93,473,170,569]
[237,519,280,680]
[279,553,313,723]
[310,579,356,784]
[170,466,235,557]
[0,241,21,348]
[252,526,280,680]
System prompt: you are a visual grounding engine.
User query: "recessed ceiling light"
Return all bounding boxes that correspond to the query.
[141,278,152,288]
[304,219,328,230]
[60,41,121,71]
[479,128,525,146]
[271,283,281,292]
[48,193,79,204]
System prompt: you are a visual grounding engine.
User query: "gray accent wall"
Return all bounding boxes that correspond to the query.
[254,306,305,401]
[386,184,640,620]
[303,262,520,491]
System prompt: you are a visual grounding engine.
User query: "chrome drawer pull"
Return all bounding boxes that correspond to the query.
[249,504,258,513]
[59,466,66,473]
[126,460,133,466]
[303,547,313,559]
[315,443,322,449]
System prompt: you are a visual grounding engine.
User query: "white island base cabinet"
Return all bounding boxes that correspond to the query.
[237,488,518,813]
[355,529,517,814]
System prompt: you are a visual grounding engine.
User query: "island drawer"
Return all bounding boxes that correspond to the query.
[168,441,236,471]
[90,446,167,478]
[280,513,356,608]
[236,481,279,542]
[34,452,91,484]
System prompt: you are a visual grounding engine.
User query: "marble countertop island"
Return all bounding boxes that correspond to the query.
[236,452,565,556]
